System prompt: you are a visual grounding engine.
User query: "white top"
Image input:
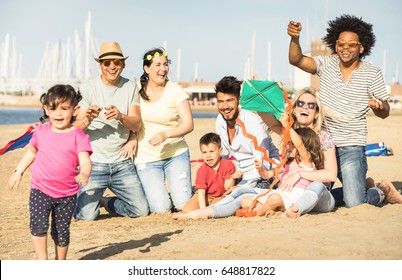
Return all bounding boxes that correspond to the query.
[135,81,189,164]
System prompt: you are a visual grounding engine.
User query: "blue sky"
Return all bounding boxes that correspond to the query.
[1,0,401,85]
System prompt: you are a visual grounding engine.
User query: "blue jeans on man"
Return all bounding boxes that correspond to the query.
[74,159,149,220]
[333,146,382,207]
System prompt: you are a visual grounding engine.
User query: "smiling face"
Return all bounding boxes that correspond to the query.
[217,92,239,123]
[99,59,125,86]
[336,31,364,65]
[44,99,78,132]
[200,142,222,169]
[294,93,319,128]
[145,55,169,86]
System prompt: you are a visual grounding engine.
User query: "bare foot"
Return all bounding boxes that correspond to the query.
[366,177,375,189]
[265,210,283,218]
[377,179,402,204]
[264,210,276,217]
[173,210,210,220]
[282,205,301,218]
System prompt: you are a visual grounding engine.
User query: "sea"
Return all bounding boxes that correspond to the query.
[0,107,218,125]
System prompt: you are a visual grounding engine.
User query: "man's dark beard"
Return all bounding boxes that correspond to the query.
[220,108,239,122]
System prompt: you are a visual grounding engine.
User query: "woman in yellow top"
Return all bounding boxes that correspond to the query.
[135,48,194,213]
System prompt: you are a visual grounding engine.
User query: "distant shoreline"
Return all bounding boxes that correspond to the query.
[0,96,218,113]
[2,96,401,116]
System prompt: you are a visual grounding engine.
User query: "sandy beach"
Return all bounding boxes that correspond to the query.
[0,111,401,260]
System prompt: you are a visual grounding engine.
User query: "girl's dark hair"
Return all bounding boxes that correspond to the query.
[199,132,221,148]
[290,127,324,169]
[139,47,169,101]
[39,84,82,123]
[214,76,242,99]
[322,14,375,59]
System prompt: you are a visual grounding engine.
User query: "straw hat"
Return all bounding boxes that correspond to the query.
[95,42,128,62]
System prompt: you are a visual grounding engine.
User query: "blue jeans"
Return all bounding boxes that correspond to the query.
[135,150,193,213]
[336,146,382,207]
[74,159,149,220]
[211,187,262,218]
[294,181,335,215]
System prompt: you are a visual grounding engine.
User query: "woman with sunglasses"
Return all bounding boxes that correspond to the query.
[286,15,400,208]
[280,87,337,218]
[134,48,194,213]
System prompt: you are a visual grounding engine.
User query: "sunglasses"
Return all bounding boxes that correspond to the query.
[101,59,122,67]
[296,100,318,110]
[336,40,361,48]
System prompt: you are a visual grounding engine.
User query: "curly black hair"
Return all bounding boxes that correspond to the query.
[322,14,375,59]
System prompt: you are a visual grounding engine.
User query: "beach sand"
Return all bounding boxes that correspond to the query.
[0,112,401,260]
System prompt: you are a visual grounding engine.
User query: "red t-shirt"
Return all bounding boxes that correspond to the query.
[195,158,236,197]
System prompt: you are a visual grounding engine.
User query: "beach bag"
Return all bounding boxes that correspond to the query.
[365,142,392,157]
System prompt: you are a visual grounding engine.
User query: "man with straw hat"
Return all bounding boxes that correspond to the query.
[73,42,149,220]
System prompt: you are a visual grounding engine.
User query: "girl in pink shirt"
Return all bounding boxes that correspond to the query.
[8,84,92,260]
[241,123,324,217]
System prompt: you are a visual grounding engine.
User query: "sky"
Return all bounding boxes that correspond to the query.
[1,0,402,86]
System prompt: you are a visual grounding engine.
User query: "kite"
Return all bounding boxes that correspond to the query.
[235,79,294,217]
[240,80,285,120]
[0,123,40,156]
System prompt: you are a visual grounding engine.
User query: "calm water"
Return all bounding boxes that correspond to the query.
[0,108,217,125]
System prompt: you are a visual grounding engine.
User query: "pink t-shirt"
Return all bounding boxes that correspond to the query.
[29,123,92,198]
[195,158,236,197]
[279,161,315,190]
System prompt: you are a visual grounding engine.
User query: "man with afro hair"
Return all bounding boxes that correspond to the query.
[286,14,396,208]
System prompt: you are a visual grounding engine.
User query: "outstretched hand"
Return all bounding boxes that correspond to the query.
[86,105,102,122]
[368,97,386,110]
[105,105,123,121]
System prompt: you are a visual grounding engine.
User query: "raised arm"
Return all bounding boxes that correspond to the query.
[288,21,317,74]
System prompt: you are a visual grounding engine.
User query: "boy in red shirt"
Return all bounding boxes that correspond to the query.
[182,133,242,213]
